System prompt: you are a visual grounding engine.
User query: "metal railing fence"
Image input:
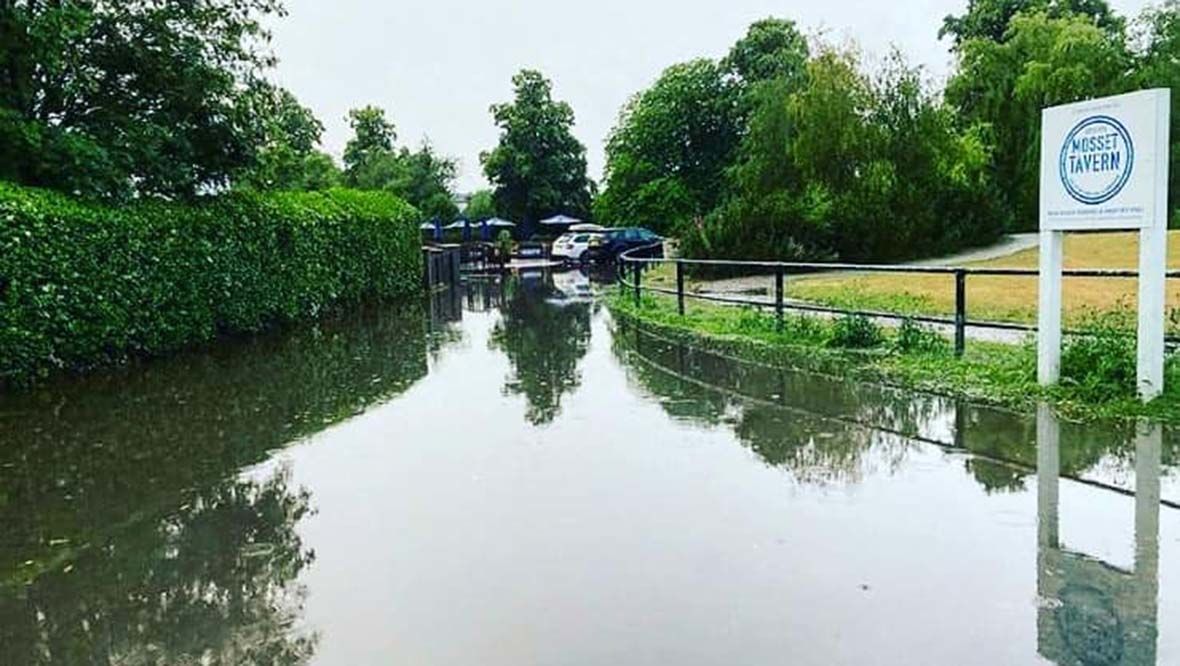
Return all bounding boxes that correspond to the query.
[617,245,1180,356]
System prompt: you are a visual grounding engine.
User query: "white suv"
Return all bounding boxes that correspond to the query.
[550,231,600,263]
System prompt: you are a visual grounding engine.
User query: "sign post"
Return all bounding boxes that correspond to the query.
[1038,89,1171,401]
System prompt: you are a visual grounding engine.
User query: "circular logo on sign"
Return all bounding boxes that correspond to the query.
[1058,115,1134,205]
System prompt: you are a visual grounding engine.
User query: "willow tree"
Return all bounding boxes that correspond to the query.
[946,11,1132,229]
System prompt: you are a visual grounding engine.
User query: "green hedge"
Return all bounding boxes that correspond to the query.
[0,183,422,385]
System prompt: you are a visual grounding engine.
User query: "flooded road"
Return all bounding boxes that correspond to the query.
[1,270,1177,665]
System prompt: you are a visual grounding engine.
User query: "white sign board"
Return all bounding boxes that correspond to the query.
[1037,89,1171,400]
[1041,90,1169,230]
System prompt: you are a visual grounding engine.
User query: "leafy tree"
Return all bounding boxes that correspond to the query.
[594,59,742,233]
[722,17,810,88]
[236,83,341,191]
[464,188,497,220]
[481,70,592,234]
[343,105,397,185]
[838,50,1005,258]
[687,76,827,260]
[1132,1,1180,220]
[0,0,285,199]
[687,48,871,261]
[596,18,808,234]
[946,12,1131,229]
[298,151,344,191]
[939,0,1124,45]
[686,47,1005,262]
[387,141,460,221]
[342,105,458,219]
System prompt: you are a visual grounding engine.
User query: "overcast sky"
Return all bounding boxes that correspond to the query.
[268,0,1153,193]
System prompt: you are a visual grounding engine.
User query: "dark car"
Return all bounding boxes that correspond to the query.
[586,227,664,262]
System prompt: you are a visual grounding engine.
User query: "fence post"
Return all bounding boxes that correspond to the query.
[676,261,685,316]
[774,267,785,333]
[954,269,967,357]
[633,261,642,307]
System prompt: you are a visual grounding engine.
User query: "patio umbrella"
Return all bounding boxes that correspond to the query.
[569,223,605,232]
[483,217,516,241]
[539,214,582,226]
[444,218,473,242]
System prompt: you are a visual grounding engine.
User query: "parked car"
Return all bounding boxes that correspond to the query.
[550,230,604,263]
[586,227,664,262]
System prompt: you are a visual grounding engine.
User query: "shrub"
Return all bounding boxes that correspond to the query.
[781,312,827,343]
[1060,309,1137,401]
[894,318,948,355]
[732,306,776,334]
[0,182,421,385]
[495,230,514,262]
[829,313,885,349]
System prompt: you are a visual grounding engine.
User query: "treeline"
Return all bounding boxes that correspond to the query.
[0,2,598,235]
[595,2,1180,262]
[0,1,459,220]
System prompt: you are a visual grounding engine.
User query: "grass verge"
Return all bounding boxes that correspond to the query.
[607,290,1180,424]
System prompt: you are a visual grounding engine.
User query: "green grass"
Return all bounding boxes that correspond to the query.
[652,231,1180,332]
[608,291,1180,424]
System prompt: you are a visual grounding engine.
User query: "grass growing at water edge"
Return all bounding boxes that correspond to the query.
[607,291,1180,424]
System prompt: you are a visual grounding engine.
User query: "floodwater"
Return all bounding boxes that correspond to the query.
[0,270,1177,665]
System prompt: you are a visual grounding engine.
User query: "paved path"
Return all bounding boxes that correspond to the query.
[908,233,1038,266]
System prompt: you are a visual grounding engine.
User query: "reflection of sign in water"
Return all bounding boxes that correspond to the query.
[1036,406,1161,665]
[1058,116,1134,205]
[1054,584,1125,665]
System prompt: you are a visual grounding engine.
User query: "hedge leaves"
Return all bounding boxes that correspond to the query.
[0,183,421,385]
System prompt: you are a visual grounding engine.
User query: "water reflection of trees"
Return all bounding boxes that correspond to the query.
[613,323,935,485]
[1,467,316,664]
[490,275,592,425]
[0,302,434,663]
[959,407,1179,495]
[614,322,1179,493]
